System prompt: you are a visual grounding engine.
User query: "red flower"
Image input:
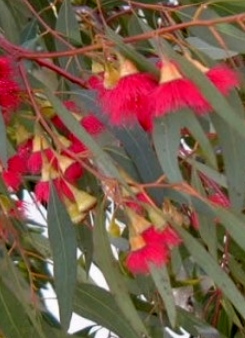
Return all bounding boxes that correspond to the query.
[209,192,230,208]
[142,225,181,249]
[63,162,84,183]
[0,57,20,111]
[2,170,22,191]
[81,115,104,135]
[8,153,28,174]
[28,148,57,174]
[34,178,74,203]
[126,235,169,274]
[153,61,210,116]
[101,73,157,131]
[67,134,87,154]
[207,64,240,95]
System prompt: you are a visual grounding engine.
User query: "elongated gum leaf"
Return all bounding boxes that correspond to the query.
[47,183,77,331]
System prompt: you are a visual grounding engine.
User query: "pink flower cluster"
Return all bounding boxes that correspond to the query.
[91,58,239,132]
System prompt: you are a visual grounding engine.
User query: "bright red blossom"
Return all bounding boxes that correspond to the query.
[142,225,182,249]
[34,178,74,203]
[0,57,20,112]
[207,64,240,95]
[2,170,22,191]
[153,60,240,117]
[126,235,169,274]
[100,73,157,131]
[81,115,104,135]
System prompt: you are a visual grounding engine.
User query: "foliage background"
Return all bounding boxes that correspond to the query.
[0,0,245,337]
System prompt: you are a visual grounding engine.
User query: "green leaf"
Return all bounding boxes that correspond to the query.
[181,110,217,168]
[177,307,221,337]
[47,183,77,331]
[212,206,245,253]
[93,204,150,338]
[0,245,46,338]
[45,90,126,184]
[150,265,177,328]
[178,7,245,53]
[210,90,245,210]
[173,226,245,320]
[113,124,164,204]
[0,0,19,43]
[153,115,183,183]
[191,168,217,259]
[74,283,142,338]
[0,109,8,167]
[0,279,36,338]
[56,0,81,44]
[76,225,93,275]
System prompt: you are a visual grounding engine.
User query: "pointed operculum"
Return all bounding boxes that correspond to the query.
[118,56,139,78]
[103,63,120,89]
[160,60,182,84]
[66,183,97,213]
[129,234,146,251]
[146,205,168,230]
[126,207,151,234]
[186,56,209,73]
[32,134,50,153]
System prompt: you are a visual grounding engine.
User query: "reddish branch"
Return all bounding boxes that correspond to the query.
[0,12,245,61]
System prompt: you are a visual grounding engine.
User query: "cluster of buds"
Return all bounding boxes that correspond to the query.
[1,98,103,224]
[91,55,239,131]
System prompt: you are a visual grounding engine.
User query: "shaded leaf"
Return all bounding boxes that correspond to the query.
[93,204,150,338]
[0,0,19,43]
[0,245,46,338]
[0,279,37,338]
[210,90,245,210]
[174,226,245,320]
[150,265,177,328]
[113,124,164,204]
[74,283,142,338]
[47,183,77,331]
[153,115,183,183]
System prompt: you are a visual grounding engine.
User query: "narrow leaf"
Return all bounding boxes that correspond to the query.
[174,226,245,319]
[210,91,245,210]
[94,204,149,338]
[113,124,164,203]
[213,206,245,253]
[150,265,177,328]
[47,183,77,331]
[153,115,183,183]
[0,279,35,338]
[74,283,142,338]
[0,245,46,338]
[56,0,81,43]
